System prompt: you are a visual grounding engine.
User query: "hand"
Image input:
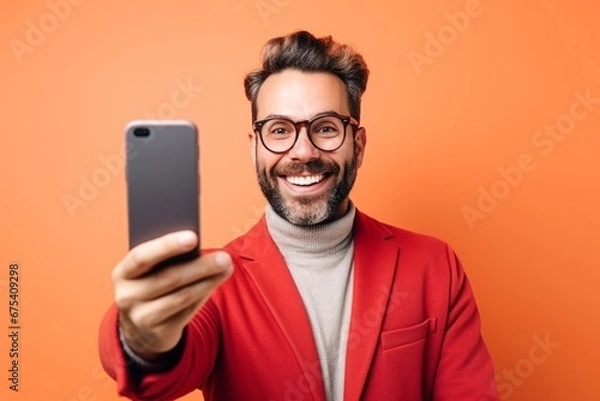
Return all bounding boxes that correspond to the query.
[111,230,233,361]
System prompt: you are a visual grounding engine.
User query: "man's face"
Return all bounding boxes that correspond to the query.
[250,69,366,225]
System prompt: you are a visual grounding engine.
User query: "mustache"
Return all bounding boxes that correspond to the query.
[271,159,340,177]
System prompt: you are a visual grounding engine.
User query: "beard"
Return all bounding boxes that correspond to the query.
[256,152,358,226]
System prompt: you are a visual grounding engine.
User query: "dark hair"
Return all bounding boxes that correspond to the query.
[244,30,369,122]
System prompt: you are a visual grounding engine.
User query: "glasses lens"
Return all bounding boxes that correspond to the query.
[261,119,296,152]
[309,115,346,151]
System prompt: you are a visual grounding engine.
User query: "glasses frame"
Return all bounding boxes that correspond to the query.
[252,112,360,154]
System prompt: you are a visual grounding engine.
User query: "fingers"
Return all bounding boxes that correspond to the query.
[111,231,234,355]
[114,230,198,280]
[115,251,233,308]
[127,266,232,330]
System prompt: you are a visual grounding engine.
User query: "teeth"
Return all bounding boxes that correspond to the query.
[286,174,325,186]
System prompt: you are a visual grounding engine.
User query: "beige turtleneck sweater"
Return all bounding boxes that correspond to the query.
[265,203,356,401]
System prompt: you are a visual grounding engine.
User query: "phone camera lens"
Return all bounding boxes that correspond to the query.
[133,127,150,137]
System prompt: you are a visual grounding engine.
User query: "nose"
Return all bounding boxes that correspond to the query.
[287,127,320,162]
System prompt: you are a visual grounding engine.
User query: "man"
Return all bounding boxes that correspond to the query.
[99,30,500,401]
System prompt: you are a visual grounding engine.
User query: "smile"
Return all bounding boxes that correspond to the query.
[285,174,326,186]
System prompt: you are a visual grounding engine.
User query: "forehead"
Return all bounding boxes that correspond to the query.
[255,69,349,120]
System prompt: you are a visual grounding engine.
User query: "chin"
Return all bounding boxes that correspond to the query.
[281,200,330,226]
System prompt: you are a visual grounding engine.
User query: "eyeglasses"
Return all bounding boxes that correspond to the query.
[253,112,360,154]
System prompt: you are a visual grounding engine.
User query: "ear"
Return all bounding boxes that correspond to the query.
[248,131,257,166]
[354,126,367,168]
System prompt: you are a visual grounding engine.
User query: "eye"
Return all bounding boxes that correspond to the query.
[315,125,338,133]
[311,118,342,136]
[264,119,295,137]
[270,125,292,135]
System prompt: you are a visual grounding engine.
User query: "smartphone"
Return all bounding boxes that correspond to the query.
[125,120,200,268]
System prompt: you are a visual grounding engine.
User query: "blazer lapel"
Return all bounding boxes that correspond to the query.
[239,217,327,401]
[344,211,400,401]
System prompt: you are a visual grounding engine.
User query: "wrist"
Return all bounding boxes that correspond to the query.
[118,324,186,372]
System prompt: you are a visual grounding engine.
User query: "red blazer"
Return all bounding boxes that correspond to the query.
[99,210,500,401]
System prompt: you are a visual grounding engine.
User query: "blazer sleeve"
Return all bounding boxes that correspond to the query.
[98,297,221,401]
[432,245,500,401]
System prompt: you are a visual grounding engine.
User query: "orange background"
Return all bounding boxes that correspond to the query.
[1,0,599,400]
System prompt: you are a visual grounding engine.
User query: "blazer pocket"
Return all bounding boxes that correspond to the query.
[381,317,437,350]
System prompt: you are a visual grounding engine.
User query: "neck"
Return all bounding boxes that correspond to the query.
[264,201,356,258]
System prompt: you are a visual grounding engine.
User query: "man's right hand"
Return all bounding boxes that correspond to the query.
[111,230,233,361]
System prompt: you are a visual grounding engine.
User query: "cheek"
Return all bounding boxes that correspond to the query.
[256,151,282,172]
[334,147,356,170]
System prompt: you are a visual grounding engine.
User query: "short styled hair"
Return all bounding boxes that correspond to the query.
[244,30,369,122]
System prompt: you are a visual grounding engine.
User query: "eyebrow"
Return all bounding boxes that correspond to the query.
[259,110,343,121]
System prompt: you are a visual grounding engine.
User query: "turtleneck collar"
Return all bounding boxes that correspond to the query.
[265,201,356,259]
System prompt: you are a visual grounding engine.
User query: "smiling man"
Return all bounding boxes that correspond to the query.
[99,31,500,401]
[251,68,363,226]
